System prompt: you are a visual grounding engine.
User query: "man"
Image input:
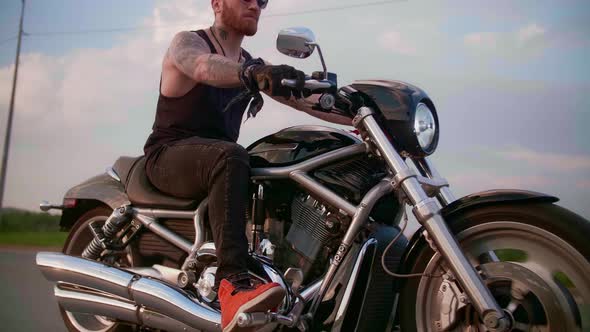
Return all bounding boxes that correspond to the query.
[143,0,351,330]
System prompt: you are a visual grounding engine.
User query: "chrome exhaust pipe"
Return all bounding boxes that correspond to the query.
[55,285,201,332]
[37,252,221,332]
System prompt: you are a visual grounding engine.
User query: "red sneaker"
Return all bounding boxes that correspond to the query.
[218,279,285,332]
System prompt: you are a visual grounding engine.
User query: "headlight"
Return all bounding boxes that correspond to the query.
[414,103,437,152]
[349,80,439,157]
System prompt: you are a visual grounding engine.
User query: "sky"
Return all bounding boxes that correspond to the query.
[0,0,589,218]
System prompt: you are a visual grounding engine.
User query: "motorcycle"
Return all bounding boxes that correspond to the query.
[36,27,590,332]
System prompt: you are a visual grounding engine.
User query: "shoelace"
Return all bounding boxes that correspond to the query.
[230,283,255,296]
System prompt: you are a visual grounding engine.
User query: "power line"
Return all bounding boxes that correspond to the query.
[264,0,403,18]
[26,25,168,37]
[25,0,403,37]
[0,36,17,47]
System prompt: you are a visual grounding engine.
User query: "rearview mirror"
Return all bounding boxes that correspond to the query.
[276,27,316,59]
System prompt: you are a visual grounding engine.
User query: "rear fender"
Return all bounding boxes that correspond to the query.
[400,189,559,271]
[60,173,130,229]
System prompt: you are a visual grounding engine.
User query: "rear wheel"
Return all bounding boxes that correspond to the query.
[59,207,135,332]
[398,203,590,331]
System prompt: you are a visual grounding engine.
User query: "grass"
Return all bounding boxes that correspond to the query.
[0,208,65,247]
[0,232,67,247]
[0,208,61,232]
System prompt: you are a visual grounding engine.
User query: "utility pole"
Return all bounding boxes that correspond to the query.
[0,0,26,217]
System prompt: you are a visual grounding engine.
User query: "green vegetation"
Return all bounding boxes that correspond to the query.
[0,232,67,247]
[0,208,65,247]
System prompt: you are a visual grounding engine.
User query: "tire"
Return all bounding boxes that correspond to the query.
[398,202,590,331]
[59,206,135,332]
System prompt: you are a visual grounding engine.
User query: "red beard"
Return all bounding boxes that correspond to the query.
[221,2,258,36]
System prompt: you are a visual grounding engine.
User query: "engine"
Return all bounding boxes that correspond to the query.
[287,193,342,262]
[265,192,344,283]
[267,155,399,283]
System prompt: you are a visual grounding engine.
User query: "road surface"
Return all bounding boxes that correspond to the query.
[0,247,67,331]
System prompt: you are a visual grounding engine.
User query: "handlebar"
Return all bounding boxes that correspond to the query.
[281,78,333,90]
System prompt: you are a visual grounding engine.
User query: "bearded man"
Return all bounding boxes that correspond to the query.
[143,1,351,330]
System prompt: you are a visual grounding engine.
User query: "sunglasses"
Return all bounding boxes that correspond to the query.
[242,0,268,9]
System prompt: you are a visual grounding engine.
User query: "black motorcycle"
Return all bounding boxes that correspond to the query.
[37,27,590,332]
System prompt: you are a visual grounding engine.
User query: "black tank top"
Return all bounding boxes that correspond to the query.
[143,30,253,155]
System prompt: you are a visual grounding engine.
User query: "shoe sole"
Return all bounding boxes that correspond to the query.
[223,286,286,332]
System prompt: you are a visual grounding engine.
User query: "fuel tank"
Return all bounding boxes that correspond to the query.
[247,126,360,168]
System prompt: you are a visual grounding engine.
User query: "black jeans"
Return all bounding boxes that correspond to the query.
[145,136,250,284]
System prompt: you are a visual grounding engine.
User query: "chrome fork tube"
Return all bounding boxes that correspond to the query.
[356,107,509,330]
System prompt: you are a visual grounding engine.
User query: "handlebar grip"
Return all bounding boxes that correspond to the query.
[281,79,297,87]
[281,79,333,90]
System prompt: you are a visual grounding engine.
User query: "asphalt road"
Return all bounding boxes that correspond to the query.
[0,248,67,332]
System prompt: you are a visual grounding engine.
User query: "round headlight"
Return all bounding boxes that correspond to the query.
[414,103,437,151]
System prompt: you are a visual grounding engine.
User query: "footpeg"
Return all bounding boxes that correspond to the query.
[237,312,295,328]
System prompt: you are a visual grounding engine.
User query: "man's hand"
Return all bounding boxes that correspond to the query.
[241,59,305,99]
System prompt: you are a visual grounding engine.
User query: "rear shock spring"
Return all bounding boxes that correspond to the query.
[82,205,132,260]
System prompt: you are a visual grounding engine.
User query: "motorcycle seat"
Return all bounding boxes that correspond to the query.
[113,156,199,210]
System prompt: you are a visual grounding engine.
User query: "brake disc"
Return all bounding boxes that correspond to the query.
[434,262,565,331]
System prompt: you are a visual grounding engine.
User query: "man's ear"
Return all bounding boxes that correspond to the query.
[211,0,222,15]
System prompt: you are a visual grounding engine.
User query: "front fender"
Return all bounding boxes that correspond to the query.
[442,189,558,218]
[60,173,130,229]
[400,189,559,270]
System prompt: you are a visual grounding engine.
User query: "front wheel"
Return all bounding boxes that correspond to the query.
[398,203,590,331]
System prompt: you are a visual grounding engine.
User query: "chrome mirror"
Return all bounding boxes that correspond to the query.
[276,27,317,59]
[277,27,328,79]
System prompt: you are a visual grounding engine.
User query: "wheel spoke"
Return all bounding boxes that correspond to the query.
[478,250,501,264]
[513,321,529,331]
[513,321,551,332]
[530,324,550,332]
[505,299,520,313]
[510,280,530,301]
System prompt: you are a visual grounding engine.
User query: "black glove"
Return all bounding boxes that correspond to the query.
[240,58,305,99]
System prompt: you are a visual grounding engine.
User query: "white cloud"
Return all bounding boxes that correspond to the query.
[378,30,417,55]
[0,0,214,210]
[516,23,546,45]
[464,32,499,51]
[577,180,590,189]
[374,19,444,58]
[463,23,547,59]
[497,146,590,172]
[449,172,556,191]
[149,0,213,43]
[0,0,339,210]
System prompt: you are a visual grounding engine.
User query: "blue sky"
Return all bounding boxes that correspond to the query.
[0,0,155,63]
[0,0,589,218]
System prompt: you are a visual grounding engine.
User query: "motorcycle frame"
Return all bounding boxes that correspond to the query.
[121,106,507,329]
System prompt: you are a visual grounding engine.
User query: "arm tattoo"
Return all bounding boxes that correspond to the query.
[168,31,241,88]
[197,54,241,88]
[168,31,208,78]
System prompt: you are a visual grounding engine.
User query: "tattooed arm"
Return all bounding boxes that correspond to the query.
[166,31,241,88]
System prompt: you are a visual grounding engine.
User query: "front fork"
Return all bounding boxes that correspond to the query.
[354,107,511,331]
